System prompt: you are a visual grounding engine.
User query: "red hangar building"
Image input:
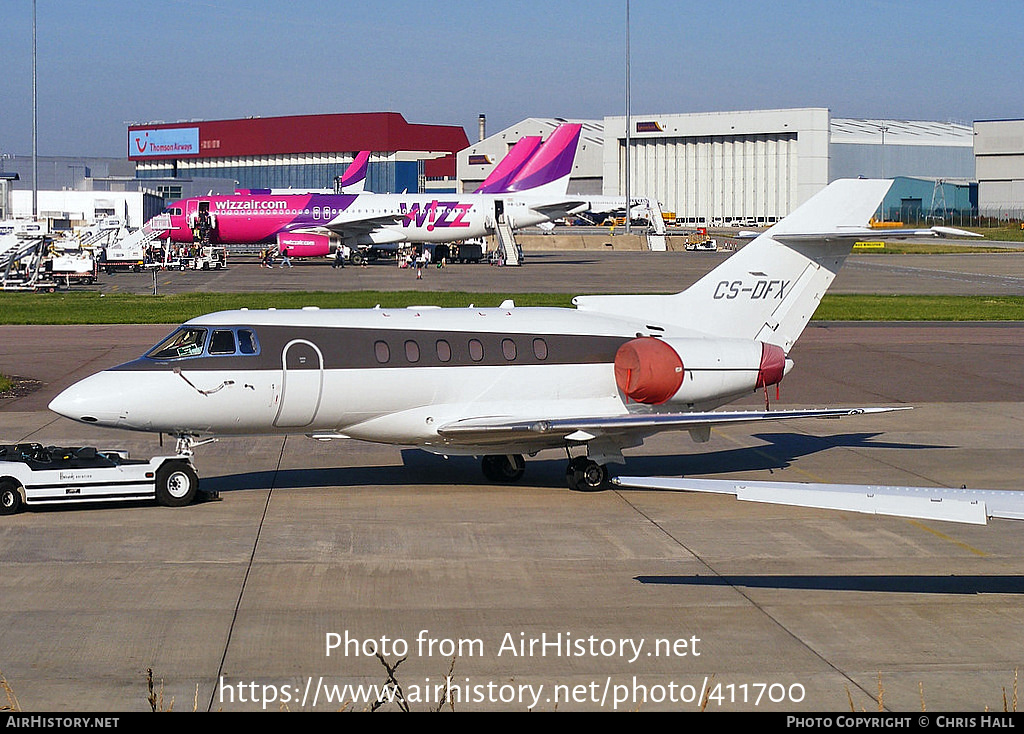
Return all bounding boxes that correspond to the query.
[128,112,469,195]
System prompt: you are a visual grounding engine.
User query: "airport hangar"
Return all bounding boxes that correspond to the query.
[127,111,469,196]
[2,112,470,231]
[458,108,979,225]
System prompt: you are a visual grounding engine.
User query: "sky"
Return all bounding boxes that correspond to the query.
[1,0,1022,158]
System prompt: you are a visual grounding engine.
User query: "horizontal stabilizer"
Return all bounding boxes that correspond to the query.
[612,476,1024,526]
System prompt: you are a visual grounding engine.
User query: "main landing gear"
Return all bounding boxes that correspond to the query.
[479,453,611,491]
[481,454,525,482]
[565,456,608,492]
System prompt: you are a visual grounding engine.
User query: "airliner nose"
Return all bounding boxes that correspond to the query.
[49,372,125,426]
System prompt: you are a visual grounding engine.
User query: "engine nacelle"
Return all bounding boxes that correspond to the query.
[614,336,788,405]
[278,232,330,258]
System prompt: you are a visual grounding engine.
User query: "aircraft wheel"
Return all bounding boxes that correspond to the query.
[0,480,24,515]
[566,459,608,492]
[155,462,199,507]
[481,454,525,483]
[350,253,364,266]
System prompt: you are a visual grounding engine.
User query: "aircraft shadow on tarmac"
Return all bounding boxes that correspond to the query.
[633,575,1024,595]
[201,431,945,493]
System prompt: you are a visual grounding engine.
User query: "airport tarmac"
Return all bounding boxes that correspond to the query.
[94,247,1024,297]
[2,252,1024,711]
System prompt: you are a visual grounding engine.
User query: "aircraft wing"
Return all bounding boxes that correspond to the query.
[772,225,982,245]
[321,213,406,238]
[611,476,1024,526]
[525,199,592,218]
[436,406,907,445]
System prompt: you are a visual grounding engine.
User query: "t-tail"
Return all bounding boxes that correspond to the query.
[503,123,583,197]
[573,178,894,351]
[336,150,370,193]
[474,136,543,193]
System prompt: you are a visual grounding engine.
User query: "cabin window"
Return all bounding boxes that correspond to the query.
[374,341,390,364]
[146,328,207,360]
[209,330,236,355]
[468,339,484,362]
[436,339,451,362]
[238,329,258,355]
[405,340,420,363]
[501,338,517,361]
[533,338,548,360]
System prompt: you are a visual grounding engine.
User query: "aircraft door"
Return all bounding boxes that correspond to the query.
[184,200,200,241]
[273,339,324,428]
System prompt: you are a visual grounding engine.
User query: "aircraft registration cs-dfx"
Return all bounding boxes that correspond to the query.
[50,178,1017,523]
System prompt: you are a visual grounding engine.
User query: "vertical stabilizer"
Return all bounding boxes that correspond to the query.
[505,123,582,196]
[475,136,543,193]
[573,179,893,351]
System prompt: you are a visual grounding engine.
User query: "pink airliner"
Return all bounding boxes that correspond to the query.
[159,125,590,258]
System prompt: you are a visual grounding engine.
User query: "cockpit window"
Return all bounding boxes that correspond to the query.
[238,329,258,355]
[145,327,260,360]
[147,328,207,360]
[209,330,236,355]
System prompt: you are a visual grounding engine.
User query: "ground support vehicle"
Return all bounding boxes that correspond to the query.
[192,245,226,270]
[47,249,98,286]
[0,444,208,514]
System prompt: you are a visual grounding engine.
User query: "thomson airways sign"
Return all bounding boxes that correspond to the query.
[128,127,200,158]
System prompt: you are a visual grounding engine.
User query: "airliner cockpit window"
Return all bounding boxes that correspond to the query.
[146,328,207,360]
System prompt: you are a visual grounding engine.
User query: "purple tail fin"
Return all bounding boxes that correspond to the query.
[505,123,582,194]
[338,151,370,191]
[475,136,543,193]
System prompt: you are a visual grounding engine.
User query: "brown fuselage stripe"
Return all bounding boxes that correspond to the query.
[111,325,634,372]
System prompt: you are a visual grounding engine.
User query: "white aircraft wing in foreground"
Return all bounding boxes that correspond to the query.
[612,476,1024,526]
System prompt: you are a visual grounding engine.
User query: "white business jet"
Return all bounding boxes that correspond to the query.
[50,179,1002,513]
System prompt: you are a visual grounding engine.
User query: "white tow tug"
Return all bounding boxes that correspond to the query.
[0,443,209,515]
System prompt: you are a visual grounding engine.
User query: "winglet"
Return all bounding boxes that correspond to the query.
[337,151,370,193]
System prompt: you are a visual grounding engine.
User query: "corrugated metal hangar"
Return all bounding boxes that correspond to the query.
[127,112,469,195]
[460,108,977,225]
[974,119,1024,214]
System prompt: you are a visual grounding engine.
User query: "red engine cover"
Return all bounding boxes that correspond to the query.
[614,337,684,404]
[756,343,786,388]
[278,232,330,257]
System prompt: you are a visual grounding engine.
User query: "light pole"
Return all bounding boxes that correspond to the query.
[32,0,38,220]
[624,0,631,236]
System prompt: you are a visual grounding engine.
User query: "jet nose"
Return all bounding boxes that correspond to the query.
[48,371,126,426]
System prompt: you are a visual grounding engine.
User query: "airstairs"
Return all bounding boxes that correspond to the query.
[643,199,668,251]
[0,233,58,291]
[95,215,168,270]
[495,217,522,266]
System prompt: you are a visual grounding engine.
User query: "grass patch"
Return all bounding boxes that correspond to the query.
[814,295,1024,321]
[853,241,1012,254]
[0,291,575,325]
[0,374,12,394]
[1,292,1023,325]
[975,225,1024,243]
